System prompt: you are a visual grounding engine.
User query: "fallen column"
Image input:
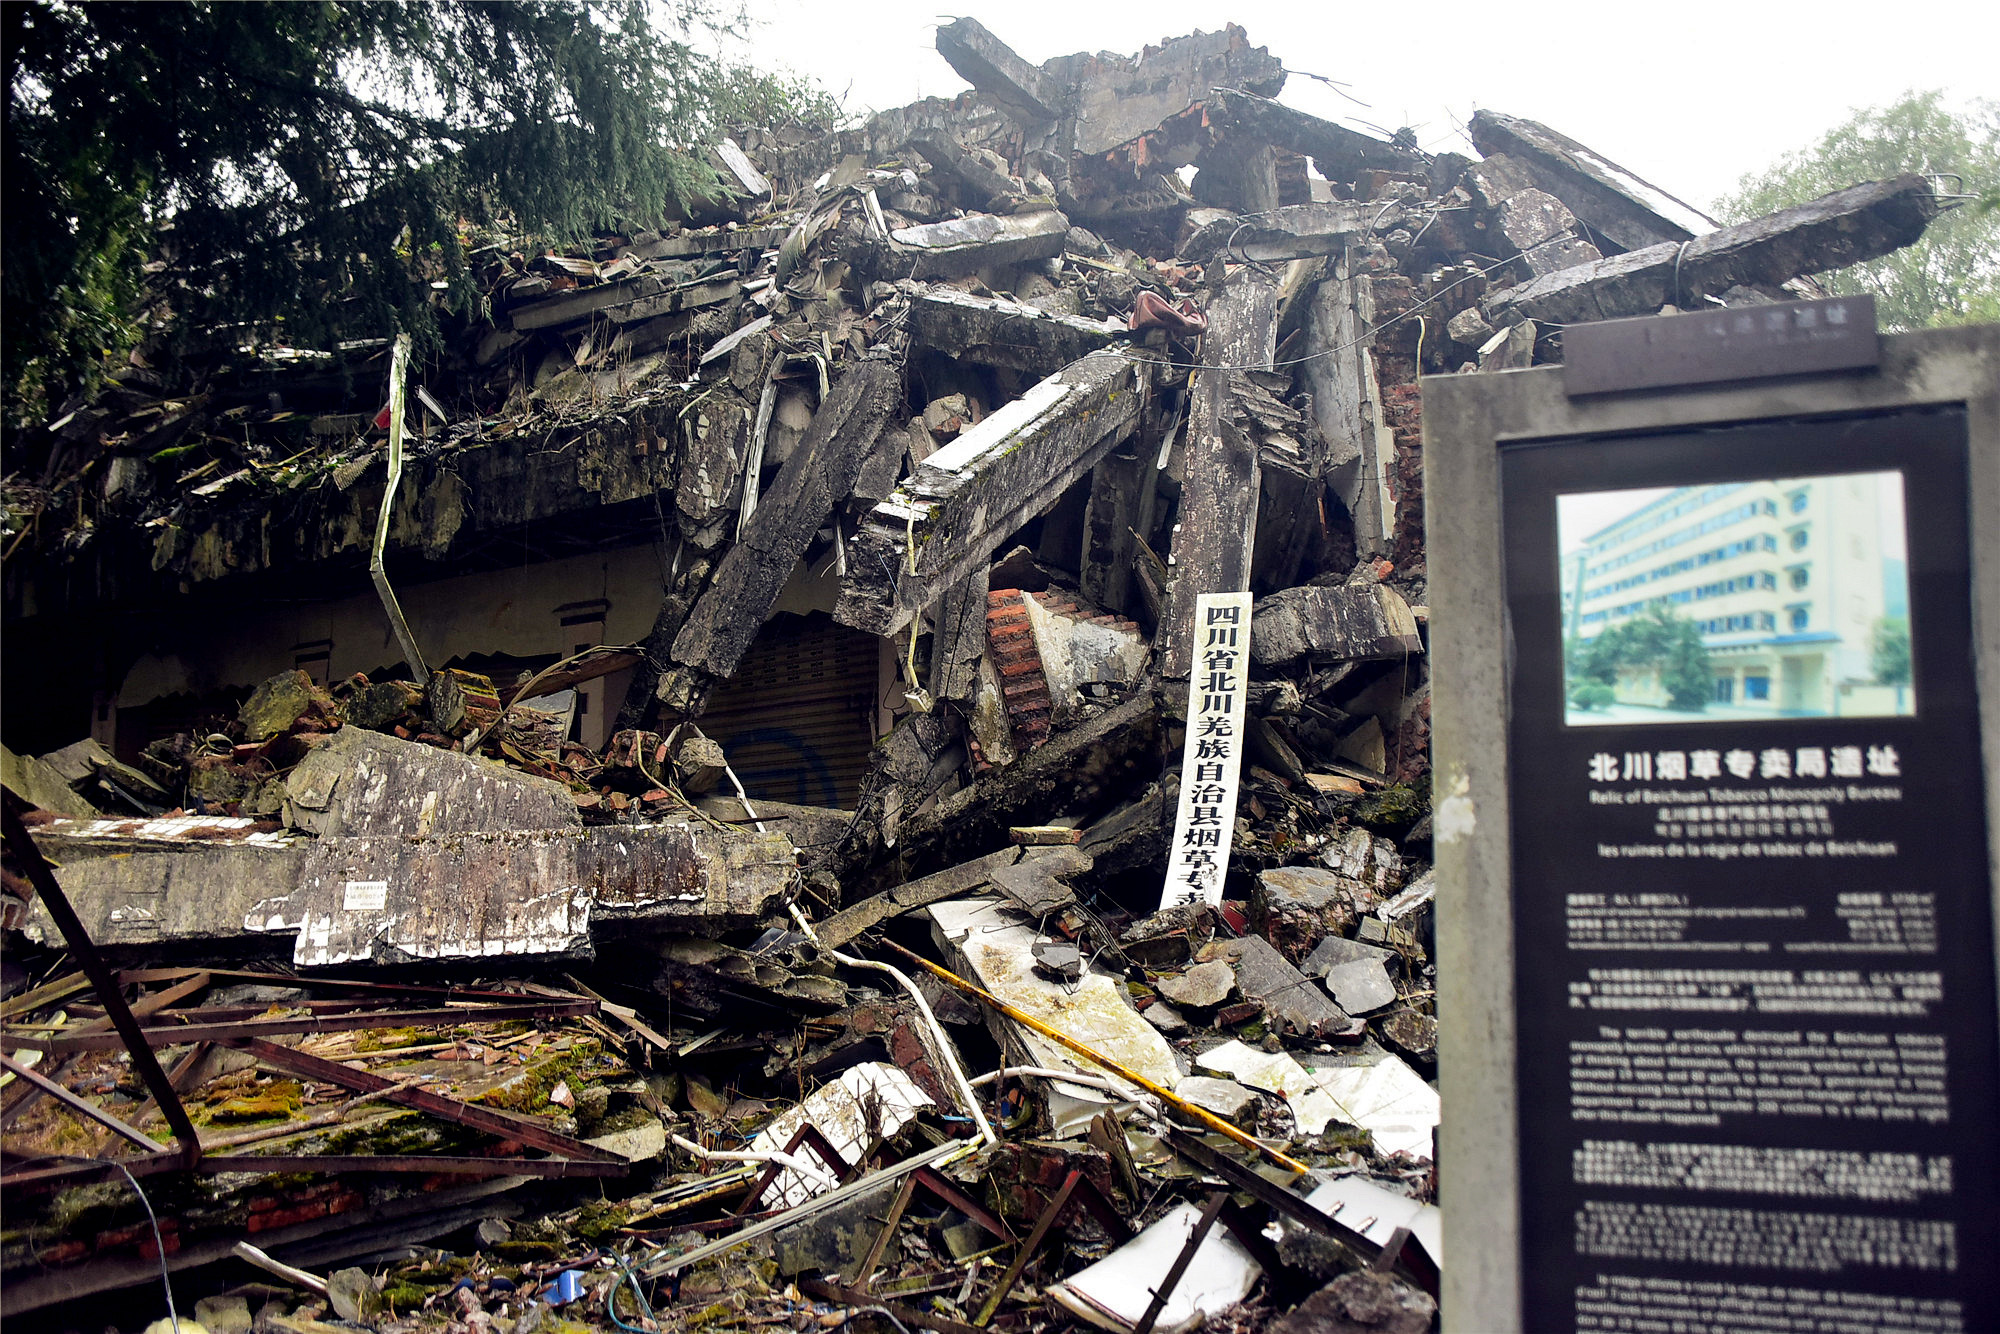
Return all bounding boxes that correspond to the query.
[933,16,1059,127]
[1250,583,1425,667]
[836,350,1148,636]
[660,359,902,711]
[1159,267,1280,678]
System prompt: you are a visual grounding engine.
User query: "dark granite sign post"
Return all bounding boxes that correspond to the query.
[1424,321,2000,1333]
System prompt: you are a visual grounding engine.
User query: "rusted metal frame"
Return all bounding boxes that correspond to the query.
[9,1000,596,1052]
[846,1173,919,1290]
[733,1123,860,1216]
[912,1166,1014,1244]
[200,1153,622,1177]
[115,965,546,1005]
[1,1053,82,1125]
[67,996,417,1022]
[799,1276,989,1334]
[60,970,213,1023]
[973,1168,1081,1326]
[229,1036,626,1165]
[1,1150,186,1191]
[2,1149,620,1191]
[1132,1190,1228,1334]
[0,970,89,1020]
[0,1051,160,1152]
[1,794,202,1164]
[1158,1125,1437,1299]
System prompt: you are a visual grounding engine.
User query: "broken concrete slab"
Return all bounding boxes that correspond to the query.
[934,17,1059,127]
[1249,584,1423,667]
[1468,109,1718,252]
[2,743,98,818]
[1485,175,1942,327]
[837,351,1147,636]
[1490,188,1603,276]
[989,857,1081,917]
[1323,958,1398,1015]
[1198,934,1353,1040]
[1172,1075,1259,1123]
[908,287,1120,375]
[262,833,595,966]
[930,896,1182,1137]
[239,669,329,741]
[1204,89,1426,187]
[1181,201,1399,264]
[1157,959,1238,1009]
[1256,865,1366,964]
[1303,934,1397,977]
[886,210,1070,280]
[283,727,580,838]
[26,816,793,957]
[1068,28,1285,158]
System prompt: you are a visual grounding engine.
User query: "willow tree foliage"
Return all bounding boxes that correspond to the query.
[2,1,832,418]
[1717,92,2000,332]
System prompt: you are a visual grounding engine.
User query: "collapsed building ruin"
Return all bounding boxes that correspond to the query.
[0,18,1951,1332]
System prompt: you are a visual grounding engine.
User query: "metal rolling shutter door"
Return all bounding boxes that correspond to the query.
[696,613,880,810]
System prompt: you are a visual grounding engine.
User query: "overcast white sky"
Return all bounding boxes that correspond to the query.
[718,0,1996,212]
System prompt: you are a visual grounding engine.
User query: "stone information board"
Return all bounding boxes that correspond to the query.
[1499,407,1998,1332]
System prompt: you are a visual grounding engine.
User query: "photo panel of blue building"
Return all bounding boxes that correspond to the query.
[1558,472,1913,725]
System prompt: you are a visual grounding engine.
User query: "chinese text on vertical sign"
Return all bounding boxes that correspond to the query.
[1160,591,1252,909]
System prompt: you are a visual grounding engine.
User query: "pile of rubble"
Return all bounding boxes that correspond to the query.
[0,16,1949,1334]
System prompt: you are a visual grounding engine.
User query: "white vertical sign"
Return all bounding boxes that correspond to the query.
[1160,591,1253,908]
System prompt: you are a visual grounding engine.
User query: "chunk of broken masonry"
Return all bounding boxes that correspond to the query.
[1251,584,1424,667]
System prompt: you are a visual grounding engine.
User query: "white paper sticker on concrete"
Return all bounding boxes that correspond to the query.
[1048,1200,1262,1334]
[1309,1053,1441,1160]
[341,880,390,911]
[1160,590,1253,909]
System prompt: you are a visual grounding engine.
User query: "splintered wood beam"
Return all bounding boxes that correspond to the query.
[835,350,1148,637]
[1158,268,1281,678]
